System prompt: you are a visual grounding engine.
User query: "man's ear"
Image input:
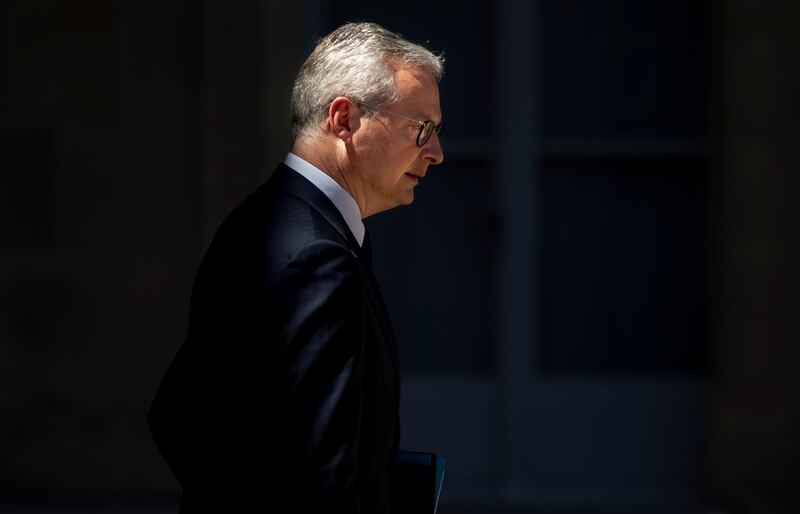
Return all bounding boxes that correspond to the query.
[327,96,360,142]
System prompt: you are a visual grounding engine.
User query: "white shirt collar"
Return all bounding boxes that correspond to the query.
[283,152,365,247]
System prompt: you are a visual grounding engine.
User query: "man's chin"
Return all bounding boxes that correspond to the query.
[389,189,416,208]
[369,194,414,217]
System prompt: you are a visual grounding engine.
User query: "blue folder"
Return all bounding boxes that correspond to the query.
[392,449,447,514]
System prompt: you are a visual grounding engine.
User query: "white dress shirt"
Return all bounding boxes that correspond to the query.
[283,152,365,247]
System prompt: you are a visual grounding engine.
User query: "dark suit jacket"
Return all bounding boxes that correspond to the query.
[148,164,401,514]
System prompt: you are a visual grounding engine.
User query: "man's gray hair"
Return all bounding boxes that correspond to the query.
[291,22,444,143]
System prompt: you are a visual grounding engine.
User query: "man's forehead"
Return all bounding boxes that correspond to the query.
[393,64,437,90]
[391,65,441,119]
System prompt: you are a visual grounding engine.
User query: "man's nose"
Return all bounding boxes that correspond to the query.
[421,131,444,165]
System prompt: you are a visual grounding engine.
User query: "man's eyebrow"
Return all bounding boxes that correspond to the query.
[415,111,442,123]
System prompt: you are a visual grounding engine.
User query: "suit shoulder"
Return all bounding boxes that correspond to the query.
[205,182,352,277]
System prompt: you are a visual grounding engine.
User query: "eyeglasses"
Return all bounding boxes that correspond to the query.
[360,103,442,147]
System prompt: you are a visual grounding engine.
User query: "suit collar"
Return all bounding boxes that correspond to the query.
[283,153,365,247]
[269,163,362,251]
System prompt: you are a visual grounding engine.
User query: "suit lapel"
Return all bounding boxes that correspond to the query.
[271,163,401,396]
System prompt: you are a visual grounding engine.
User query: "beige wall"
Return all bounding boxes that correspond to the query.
[710,2,800,513]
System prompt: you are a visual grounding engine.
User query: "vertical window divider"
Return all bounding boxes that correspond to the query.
[493,0,540,503]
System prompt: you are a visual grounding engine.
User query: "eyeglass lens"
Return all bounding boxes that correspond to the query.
[417,121,439,147]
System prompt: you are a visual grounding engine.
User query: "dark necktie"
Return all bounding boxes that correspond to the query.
[357,228,401,436]
[359,229,374,270]
[358,229,397,351]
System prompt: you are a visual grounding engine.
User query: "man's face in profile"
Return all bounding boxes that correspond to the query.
[348,64,444,215]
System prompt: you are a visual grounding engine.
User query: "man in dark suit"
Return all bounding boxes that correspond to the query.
[148,22,444,513]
